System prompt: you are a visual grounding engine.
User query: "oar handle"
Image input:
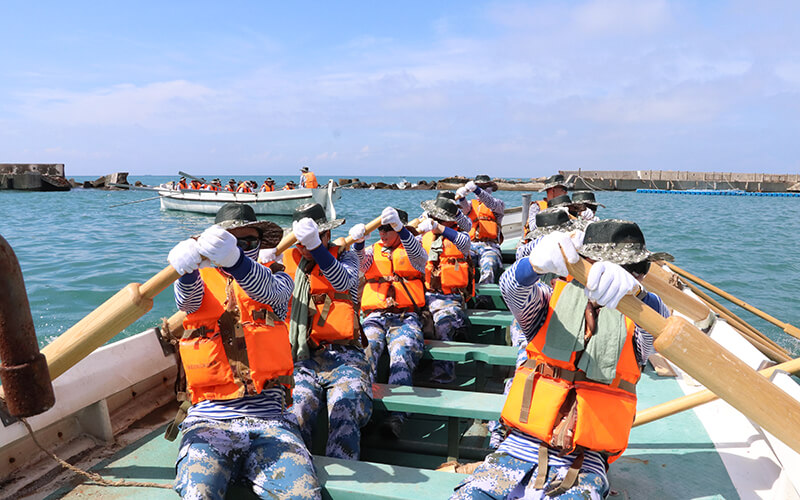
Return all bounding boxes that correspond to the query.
[332,215,422,249]
[562,249,800,454]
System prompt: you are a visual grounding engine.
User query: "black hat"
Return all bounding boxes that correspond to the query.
[571,191,605,208]
[228,179,236,183]
[474,174,498,191]
[300,166,310,172]
[292,202,345,232]
[378,208,409,232]
[547,194,572,209]
[420,197,459,222]
[578,219,672,265]
[265,177,274,182]
[213,203,283,249]
[540,174,568,192]
[437,190,456,201]
[528,208,580,239]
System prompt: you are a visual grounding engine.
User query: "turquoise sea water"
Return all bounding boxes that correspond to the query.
[1,174,799,357]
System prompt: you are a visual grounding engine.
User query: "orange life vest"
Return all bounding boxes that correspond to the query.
[261,183,275,192]
[237,183,253,193]
[207,184,220,191]
[501,279,640,462]
[179,268,294,405]
[468,199,500,242]
[178,180,189,190]
[190,180,203,190]
[522,200,551,238]
[421,232,473,297]
[301,172,318,188]
[283,246,359,346]
[361,242,425,313]
[283,185,295,191]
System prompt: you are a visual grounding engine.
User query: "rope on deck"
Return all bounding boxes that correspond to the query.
[20,417,173,490]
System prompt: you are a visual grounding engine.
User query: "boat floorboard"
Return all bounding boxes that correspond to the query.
[49,367,738,499]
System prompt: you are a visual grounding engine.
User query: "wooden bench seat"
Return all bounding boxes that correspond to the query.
[474,284,508,309]
[315,455,466,499]
[423,340,517,366]
[466,309,514,328]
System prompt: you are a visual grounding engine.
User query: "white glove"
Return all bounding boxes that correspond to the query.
[584,261,639,308]
[417,217,438,234]
[455,187,469,200]
[197,225,241,268]
[569,229,585,249]
[381,207,403,232]
[293,218,322,250]
[528,231,579,277]
[168,238,203,275]
[581,208,595,220]
[258,247,281,264]
[465,181,477,192]
[349,223,366,243]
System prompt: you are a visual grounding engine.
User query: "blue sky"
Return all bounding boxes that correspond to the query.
[1,1,798,177]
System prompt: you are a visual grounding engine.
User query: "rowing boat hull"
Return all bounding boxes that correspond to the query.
[158,180,340,216]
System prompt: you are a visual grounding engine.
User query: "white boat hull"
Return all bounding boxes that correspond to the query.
[158,180,340,217]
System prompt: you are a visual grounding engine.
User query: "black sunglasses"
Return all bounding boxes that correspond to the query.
[236,235,261,251]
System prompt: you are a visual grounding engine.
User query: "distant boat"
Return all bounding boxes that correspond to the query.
[157,179,341,219]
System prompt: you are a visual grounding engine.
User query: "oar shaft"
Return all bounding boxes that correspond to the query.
[109,196,162,208]
[665,262,800,340]
[640,268,710,323]
[562,252,800,454]
[634,356,800,427]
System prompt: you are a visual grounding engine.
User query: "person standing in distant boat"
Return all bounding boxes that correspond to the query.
[457,175,505,293]
[260,178,276,192]
[283,203,373,460]
[300,166,319,188]
[452,220,670,500]
[417,196,473,384]
[351,207,428,438]
[526,174,569,235]
[167,203,320,500]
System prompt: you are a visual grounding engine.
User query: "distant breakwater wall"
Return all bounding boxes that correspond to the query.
[0,164,132,191]
[337,176,543,191]
[562,170,800,193]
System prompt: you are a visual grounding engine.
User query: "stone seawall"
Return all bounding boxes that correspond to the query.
[561,170,800,193]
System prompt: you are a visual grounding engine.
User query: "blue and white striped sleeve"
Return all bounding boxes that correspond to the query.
[500,258,551,341]
[476,188,505,225]
[632,292,670,366]
[310,246,359,293]
[175,270,204,313]
[456,210,472,232]
[399,228,427,273]
[441,227,472,257]
[354,242,374,273]
[527,201,541,230]
[224,251,293,317]
[515,236,544,261]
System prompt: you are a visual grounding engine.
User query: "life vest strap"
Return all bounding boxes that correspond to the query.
[521,359,636,394]
[533,443,549,489]
[164,400,191,442]
[544,449,584,496]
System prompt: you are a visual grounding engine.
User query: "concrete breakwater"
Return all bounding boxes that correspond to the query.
[337,176,543,191]
[563,170,800,193]
[0,164,131,191]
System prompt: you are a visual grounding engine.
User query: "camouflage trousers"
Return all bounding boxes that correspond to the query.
[426,292,469,384]
[450,451,608,500]
[488,319,528,447]
[174,415,320,500]
[472,241,503,285]
[290,346,373,460]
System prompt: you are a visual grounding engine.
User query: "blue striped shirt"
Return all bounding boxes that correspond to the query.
[356,228,427,274]
[308,244,360,304]
[186,387,287,421]
[497,257,670,477]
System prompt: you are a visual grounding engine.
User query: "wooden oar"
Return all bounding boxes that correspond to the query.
[664,261,800,340]
[645,263,791,363]
[109,196,162,208]
[559,251,800,453]
[333,216,421,249]
[634,356,800,427]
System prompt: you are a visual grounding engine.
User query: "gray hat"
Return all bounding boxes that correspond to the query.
[420,197,459,222]
[578,219,672,265]
[292,202,345,232]
[528,208,578,239]
[539,174,569,192]
[213,203,284,249]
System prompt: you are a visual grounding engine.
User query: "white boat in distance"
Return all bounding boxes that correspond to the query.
[158,179,341,219]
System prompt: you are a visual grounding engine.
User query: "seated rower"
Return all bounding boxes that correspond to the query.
[431,190,472,232]
[570,191,604,221]
[283,203,373,460]
[260,177,276,192]
[453,220,670,499]
[237,180,253,193]
[176,176,189,190]
[225,179,237,192]
[456,175,505,287]
[526,174,569,236]
[417,196,473,384]
[189,179,204,190]
[351,207,428,438]
[167,203,319,499]
[284,180,297,190]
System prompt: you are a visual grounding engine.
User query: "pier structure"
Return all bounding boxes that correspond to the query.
[563,170,800,193]
[0,164,70,191]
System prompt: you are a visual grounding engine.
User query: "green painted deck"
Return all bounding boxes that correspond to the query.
[423,340,517,366]
[51,368,739,499]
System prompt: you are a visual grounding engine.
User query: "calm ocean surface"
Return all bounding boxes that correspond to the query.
[2,174,799,357]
